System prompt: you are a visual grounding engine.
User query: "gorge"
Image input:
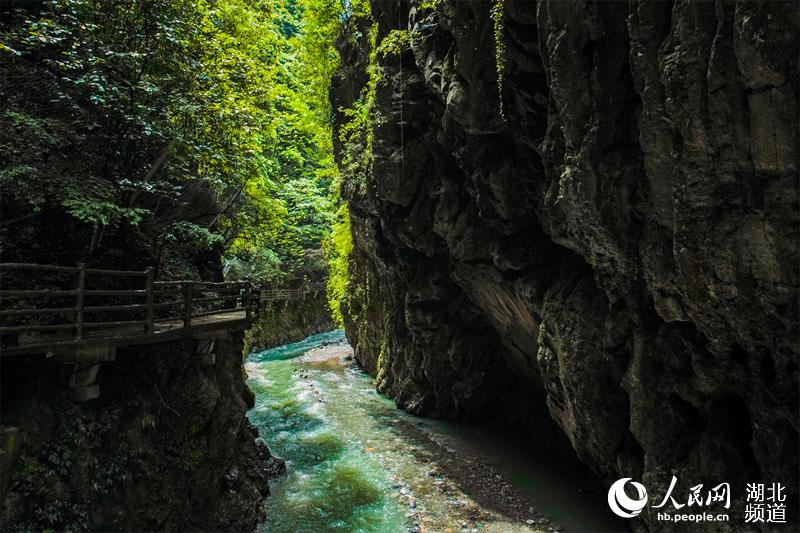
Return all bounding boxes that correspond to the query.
[1,0,797,531]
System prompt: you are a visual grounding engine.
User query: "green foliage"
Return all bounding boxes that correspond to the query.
[44,444,73,477]
[324,204,353,326]
[417,0,444,12]
[19,461,44,478]
[223,0,343,286]
[342,0,372,21]
[184,448,205,471]
[142,415,157,431]
[34,501,89,532]
[0,0,284,270]
[322,6,378,323]
[490,0,507,120]
[62,198,150,227]
[336,21,378,187]
[91,453,132,495]
[1,0,345,290]
[377,29,410,57]
[162,221,224,250]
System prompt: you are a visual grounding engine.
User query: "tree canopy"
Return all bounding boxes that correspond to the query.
[1,0,343,287]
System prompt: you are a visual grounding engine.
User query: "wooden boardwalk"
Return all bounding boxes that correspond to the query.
[0,263,325,356]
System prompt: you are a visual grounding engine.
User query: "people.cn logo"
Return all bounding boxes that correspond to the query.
[608,478,649,518]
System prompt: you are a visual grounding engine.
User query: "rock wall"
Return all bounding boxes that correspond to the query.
[244,293,336,354]
[333,0,798,529]
[0,334,271,531]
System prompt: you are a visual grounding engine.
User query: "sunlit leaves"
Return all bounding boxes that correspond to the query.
[324,203,352,326]
[62,198,150,226]
[1,0,344,283]
[224,0,342,285]
[160,221,224,248]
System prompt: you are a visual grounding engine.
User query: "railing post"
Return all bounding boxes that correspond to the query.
[75,263,86,340]
[183,282,193,328]
[244,282,251,320]
[145,267,154,335]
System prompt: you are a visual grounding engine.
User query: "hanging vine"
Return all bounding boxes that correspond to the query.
[490,0,507,121]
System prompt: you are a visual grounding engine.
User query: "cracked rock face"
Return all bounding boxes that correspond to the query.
[333,0,797,530]
[1,334,270,532]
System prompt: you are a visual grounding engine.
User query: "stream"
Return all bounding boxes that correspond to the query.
[246,330,627,533]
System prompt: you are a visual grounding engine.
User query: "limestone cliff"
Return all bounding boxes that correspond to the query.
[333,0,798,529]
[244,293,336,354]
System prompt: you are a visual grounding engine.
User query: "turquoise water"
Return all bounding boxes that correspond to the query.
[246,331,625,533]
[247,331,411,532]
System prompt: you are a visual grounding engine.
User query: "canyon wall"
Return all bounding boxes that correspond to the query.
[333,0,798,529]
[1,334,271,531]
[244,293,336,353]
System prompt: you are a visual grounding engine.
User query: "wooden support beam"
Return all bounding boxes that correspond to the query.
[69,385,100,402]
[65,347,115,401]
[68,365,99,387]
[68,363,101,402]
[183,282,193,328]
[194,338,216,366]
[244,285,251,320]
[75,263,86,340]
[0,426,21,500]
[192,330,230,340]
[145,267,155,335]
[0,263,79,272]
[57,346,116,364]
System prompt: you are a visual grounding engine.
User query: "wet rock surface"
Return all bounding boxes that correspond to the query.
[245,293,336,353]
[333,1,798,530]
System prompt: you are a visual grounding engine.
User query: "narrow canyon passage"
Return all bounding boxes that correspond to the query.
[1,0,796,531]
[246,331,626,532]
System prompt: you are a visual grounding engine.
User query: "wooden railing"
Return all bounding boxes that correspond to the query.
[260,283,325,302]
[0,263,326,346]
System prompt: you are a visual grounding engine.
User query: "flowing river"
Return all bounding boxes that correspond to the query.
[246,331,626,533]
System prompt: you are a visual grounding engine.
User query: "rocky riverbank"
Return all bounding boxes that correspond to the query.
[393,418,565,533]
